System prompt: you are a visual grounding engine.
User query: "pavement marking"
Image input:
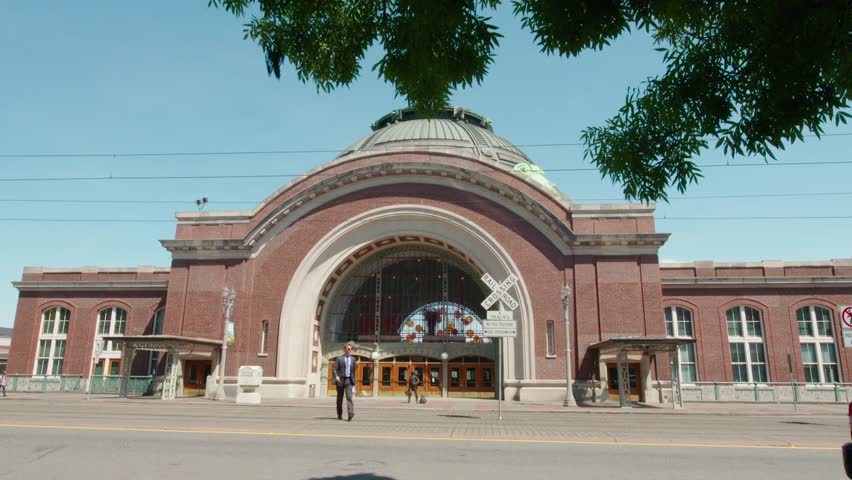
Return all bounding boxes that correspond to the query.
[0,423,835,451]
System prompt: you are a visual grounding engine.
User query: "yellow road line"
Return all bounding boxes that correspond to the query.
[0,423,835,451]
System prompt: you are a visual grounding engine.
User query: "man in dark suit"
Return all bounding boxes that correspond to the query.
[333,341,357,421]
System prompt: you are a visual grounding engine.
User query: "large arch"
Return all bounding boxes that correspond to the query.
[274,204,536,398]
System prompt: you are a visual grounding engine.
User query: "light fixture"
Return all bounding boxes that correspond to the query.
[371,351,379,360]
[440,352,449,361]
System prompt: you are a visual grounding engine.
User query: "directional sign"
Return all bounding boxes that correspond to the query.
[481,273,519,311]
[484,320,517,329]
[483,327,517,337]
[486,310,514,321]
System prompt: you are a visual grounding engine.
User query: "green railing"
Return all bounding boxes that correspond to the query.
[88,375,155,395]
[7,374,84,393]
[681,381,852,403]
[6,374,155,395]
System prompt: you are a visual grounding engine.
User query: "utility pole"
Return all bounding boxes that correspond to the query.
[561,286,576,406]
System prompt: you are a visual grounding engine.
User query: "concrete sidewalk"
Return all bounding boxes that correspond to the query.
[4,392,845,416]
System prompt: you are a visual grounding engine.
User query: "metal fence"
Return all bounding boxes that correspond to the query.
[6,375,155,396]
[87,376,155,395]
[6,374,84,393]
[681,382,852,403]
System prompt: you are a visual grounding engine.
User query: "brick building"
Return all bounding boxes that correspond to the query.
[7,108,852,404]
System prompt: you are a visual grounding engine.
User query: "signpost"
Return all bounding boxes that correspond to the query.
[840,306,852,348]
[481,273,519,421]
[86,338,105,399]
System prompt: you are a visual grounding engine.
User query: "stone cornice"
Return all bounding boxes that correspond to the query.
[661,276,852,289]
[661,259,852,269]
[12,280,169,292]
[162,162,670,259]
[159,239,251,259]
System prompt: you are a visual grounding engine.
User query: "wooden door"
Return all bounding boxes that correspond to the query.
[183,360,211,397]
[607,363,641,402]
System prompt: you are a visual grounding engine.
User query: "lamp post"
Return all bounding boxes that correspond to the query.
[214,287,236,401]
[440,352,449,398]
[561,286,577,406]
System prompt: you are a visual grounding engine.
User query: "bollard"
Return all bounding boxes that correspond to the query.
[714,381,720,401]
[753,383,759,402]
[836,383,842,403]
[793,381,799,402]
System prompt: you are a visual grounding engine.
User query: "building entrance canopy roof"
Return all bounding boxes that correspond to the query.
[103,335,222,353]
[589,336,694,355]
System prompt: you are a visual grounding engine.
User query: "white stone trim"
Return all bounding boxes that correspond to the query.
[273,205,537,398]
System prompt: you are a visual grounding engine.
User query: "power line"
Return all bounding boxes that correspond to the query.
[0,160,850,183]
[1,191,851,206]
[0,132,849,159]
[0,215,849,223]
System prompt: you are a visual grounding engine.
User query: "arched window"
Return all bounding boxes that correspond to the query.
[664,306,697,383]
[797,306,839,383]
[97,307,128,352]
[35,307,71,375]
[726,306,768,383]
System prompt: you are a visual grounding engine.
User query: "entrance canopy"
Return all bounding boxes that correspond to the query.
[588,337,695,409]
[103,335,222,399]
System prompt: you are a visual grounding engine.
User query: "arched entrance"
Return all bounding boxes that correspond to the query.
[323,244,497,397]
[275,205,535,399]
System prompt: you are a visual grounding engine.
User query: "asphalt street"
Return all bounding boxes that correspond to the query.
[0,396,845,479]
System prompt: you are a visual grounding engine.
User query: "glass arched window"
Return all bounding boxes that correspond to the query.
[797,306,839,383]
[665,306,697,383]
[35,307,71,375]
[97,307,128,352]
[726,306,768,383]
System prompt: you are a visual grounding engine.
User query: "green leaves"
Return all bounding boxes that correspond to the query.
[210,0,851,202]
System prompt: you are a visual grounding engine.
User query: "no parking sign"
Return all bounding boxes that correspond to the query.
[840,306,852,348]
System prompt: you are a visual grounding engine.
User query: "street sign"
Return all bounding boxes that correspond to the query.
[483,328,517,337]
[481,273,519,311]
[483,319,517,337]
[486,310,514,321]
[841,305,852,328]
[840,306,852,348]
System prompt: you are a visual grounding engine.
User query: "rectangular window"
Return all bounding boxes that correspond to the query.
[114,309,126,335]
[749,343,768,383]
[36,340,51,375]
[397,367,407,386]
[744,308,762,337]
[665,308,674,336]
[483,367,493,388]
[430,367,439,386]
[361,366,372,386]
[797,308,813,336]
[730,343,748,383]
[815,308,833,336]
[152,309,165,335]
[57,308,70,334]
[802,344,819,383]
[726,309,742,337]
[42,310,56,335]
[821,343,839,383]
[466,368,476,388]
[450,367,460,387]
[545,320,555,357]
[678,344,697,383]
[52,340,66,375]
[381,367,391,386]
[260,320,269,354]
[98,310,111,335]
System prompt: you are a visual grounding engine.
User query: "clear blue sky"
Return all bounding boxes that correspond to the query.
[1,2,850,328]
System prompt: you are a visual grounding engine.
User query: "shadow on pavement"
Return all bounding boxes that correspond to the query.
[309,475,396,480]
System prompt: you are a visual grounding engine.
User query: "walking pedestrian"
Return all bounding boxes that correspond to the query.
[407,370,421,404]
[333,342,357,421]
